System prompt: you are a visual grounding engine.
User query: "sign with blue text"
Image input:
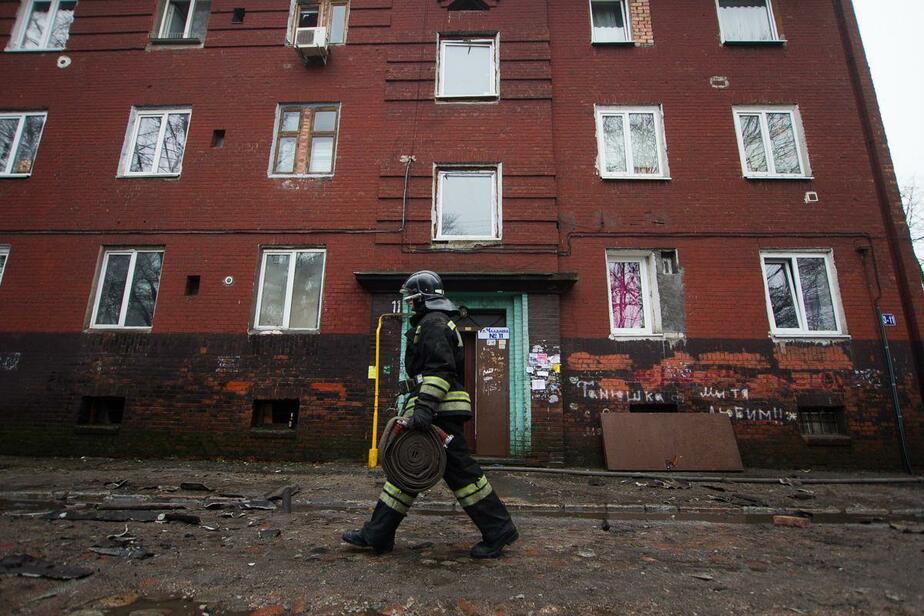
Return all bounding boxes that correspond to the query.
[478,327,510,340]
[882,313,897,327]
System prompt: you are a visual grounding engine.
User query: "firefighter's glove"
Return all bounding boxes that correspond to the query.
[406,406,433,431]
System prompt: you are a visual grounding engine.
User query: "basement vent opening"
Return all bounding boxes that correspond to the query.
[78,396,125,425]
[211,129,225,148]
[447,0,489,9]
[252,399,299,429]
[798,406,848,437]
[185,275,201,296]
[232,8,246,23]
[630,403,679,413]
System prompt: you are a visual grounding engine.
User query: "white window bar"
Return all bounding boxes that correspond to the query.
[595,105,670,179]
[436,37,498,99]
[433,167,501,241]
[120,107,191,177]
[733,106,810,178]
[760,251,844,337]
[90,249,165,329]
[254,249,327,331]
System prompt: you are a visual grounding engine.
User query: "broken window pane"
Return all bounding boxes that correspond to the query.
[130,116,162,173]
[602,115,627,174]
[156,112,189,174]
[767,112,800,174]
[440,41,495,97]
[289,252,325,329]
[259,254,290,328]
[797,257,836,331]
[591,1,628,43]
[329,4,347,43]
[764,260,799,329]
[739,114,768,173]
[95,254,131,326]
[609,260,645,329]
[438,171,496,238]
[124,252,163,327]
[718,0,774,41]
[629,113,659,174]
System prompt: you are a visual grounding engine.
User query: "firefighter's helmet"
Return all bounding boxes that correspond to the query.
[400,270,457,312]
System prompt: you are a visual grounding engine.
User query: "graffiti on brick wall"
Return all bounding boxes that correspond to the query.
[570,377,684,404]
[0,352,21,371]
[216,356,241,372]
[708,405,796,424]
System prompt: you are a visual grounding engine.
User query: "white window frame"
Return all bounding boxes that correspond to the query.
[759,250,846,338]
[594,105,670,180]
[0,246,9,286]
[6,0,77,52]
[589,0,633,44]
[436,36,499,100]
[253,248,327,332]
[0,111,47,177]
[433,165,502,242]
[118,107,192,178]
[89,249,165,330]
[157,0,207,39]
[715,0,782,44]
[605,250,662,337]
[733,105,811,179]
[267,103,341,178]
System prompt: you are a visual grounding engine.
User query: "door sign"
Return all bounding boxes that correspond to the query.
[478,327,510,340]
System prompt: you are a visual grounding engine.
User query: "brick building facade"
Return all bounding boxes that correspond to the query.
[1,0,922,469]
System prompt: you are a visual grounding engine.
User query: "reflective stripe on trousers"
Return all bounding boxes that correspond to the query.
[378,481,416,515]
[453,474,493,508]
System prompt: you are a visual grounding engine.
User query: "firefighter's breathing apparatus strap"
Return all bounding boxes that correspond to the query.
[378,416,453,494]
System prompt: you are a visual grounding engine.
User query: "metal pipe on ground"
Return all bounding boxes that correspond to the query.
[484,465,924,485]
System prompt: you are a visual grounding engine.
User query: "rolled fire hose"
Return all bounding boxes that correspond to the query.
[379,416,453,493]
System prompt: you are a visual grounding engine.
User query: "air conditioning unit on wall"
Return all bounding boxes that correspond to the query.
[295,26,329,63]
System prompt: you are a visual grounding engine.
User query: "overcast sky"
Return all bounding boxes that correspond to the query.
[854,0,924,191]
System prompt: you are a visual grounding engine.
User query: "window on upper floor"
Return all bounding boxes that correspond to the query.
[716,0,781,44]
[590,0,631,44]
[287,1,349,46]
[436,36,498,100]
[118,107,191,178]
[0,111,47,177]
[733,106,811,179]
[760,251,845,338]
[6,0,77,51]
[595,105,669,180]
[0,247,9,286]
[434,166,502,241]
[90,249,165,330]
[254,249,326,331]
[153,0,211,41]
[269,104,340,177]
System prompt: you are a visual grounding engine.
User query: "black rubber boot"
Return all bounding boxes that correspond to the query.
[470,525,519,559]
[341,529,394,554]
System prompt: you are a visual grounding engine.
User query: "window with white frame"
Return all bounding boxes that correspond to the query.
[90,249,165,329]
[733,106,810,178]
[716,0,780,43]
[760,252,844,337]
[254,249,326,331]
[7,0,77,51]
[437,37,498,99]
[0,247,9,286]
[590,0,631,43]
[0,112,47,177]
[154,0,211,40]
[119,108,191,177]
[269,104,339,176]
[606,251,660,336]
[595,106,669,179]
[288,1,349,45]
[434,166,501,241]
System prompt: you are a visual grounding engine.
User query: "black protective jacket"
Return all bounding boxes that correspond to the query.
[402,309,473,419]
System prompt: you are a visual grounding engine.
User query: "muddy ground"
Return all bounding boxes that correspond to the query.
[0,456,922,615]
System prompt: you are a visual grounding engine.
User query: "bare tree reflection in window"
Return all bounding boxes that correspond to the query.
[603,115,627,174]
[12,116,47,174]
[609,260,644,329]
[95,254,131,326]
[125,252,164,327]
[797,257,836,331]
[629,113,659,174]
[764,260,799,329]
[0,119,19,172]
[157,113,189,174]
[739,114,768,173]
[767,113,800,174]
[131,116,162,173]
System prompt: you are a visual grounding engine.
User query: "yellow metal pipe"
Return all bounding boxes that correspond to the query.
[368,312,407,468]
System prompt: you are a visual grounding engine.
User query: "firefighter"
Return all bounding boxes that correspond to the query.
[342,270,518,558]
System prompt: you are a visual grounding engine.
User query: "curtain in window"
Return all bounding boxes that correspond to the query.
[718,0,774,41]
[591,1,628,42]
[609,260,645,329]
